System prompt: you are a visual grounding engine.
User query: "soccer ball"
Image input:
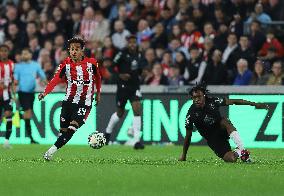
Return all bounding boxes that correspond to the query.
[88,131,106,149]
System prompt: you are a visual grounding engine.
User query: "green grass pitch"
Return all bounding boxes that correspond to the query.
[0,145,283,196]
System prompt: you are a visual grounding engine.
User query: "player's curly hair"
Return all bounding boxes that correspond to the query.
[67,37,86,49]
[189,82,209,97]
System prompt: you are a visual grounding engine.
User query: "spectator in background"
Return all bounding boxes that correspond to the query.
[250,60,269,85]
[39,12,49,35]
[70,9,81,38]
[140,36,151,53]
[174,51,187,76]
[4,39,16,61]
[142,48,156,69]
[43,20,58,41]
[259,29,284,59]
[266,0,284,21]
[229,13,243,38]
[159,6,176,33]
[214,23,228,51]
[4,4,24,32]
[168,64,184,86]
[80,6,97,42]
[160,51,173,76]
[18,0,32,22]
[203,22,216,40]
[175,0,189,22]
[183,45,200,84]
[52,6,71,38]
[22,21,41,48]
[203,49,227,85]
[102,36,115,59]
[222,33,239,71]
[100,57,116,84]
[111,20,130,50]
[236,35,256,71]
[28,36,40,60]
[248,20,266,54]
[26,9,38,23]
[54,34,65,65]
[266,61,284,85]
[246,3,271,24]
[91,10,110,43]
[14,48,47,144]
[213,8,229,30]
[181,20,203,49]
[202,37,215,63]
[6,23,22,50]
[136,19,152,44]
[37,48,52,69]
[233,58,252,85]
[146,62,168,85]
[150,22,168,49]
[111,4,136,34]
[168,23,182,40]
[168,38,189,61]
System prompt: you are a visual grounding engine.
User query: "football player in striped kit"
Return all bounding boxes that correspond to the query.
[38,37,101,161]
[0,44,15,148]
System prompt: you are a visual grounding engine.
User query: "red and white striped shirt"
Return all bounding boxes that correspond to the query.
[43,57,101,107]
[0,60,14,100]
[80,19,97,41]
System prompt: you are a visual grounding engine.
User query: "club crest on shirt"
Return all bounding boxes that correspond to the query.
[204,114,215,125]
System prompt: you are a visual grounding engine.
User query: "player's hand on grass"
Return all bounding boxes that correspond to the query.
[178,155,186,161]
[255,103,269,110]
[119,73,131,81]
[38,93,45,101]
[95,93,101,106]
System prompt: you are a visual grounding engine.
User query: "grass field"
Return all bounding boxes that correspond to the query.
[0,145,283,196]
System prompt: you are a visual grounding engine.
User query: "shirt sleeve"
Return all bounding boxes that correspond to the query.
[185,109,193,130]
[43,64,66,96]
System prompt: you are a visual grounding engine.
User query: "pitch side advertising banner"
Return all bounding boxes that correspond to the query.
[0,93,283,148]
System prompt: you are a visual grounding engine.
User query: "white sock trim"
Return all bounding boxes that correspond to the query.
[230,131,244,150]
[106,112,120,134]
[133,116,141,142]
[48,145,58,155]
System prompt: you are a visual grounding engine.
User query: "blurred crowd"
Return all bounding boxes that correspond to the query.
[1,0,284,85]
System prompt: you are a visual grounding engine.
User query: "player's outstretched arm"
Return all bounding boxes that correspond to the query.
[38,64,66,101]
[179,128,192,161]
[225,98,269,110]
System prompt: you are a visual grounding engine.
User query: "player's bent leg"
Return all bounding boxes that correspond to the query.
[105,108,125,144]
[223,151,238,163]
[23,109,38,144]
[221,118,244,157]
[3,110,13,149]
[44,122,79,161]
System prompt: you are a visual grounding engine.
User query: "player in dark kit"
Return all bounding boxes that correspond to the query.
[0,44,14,148]
[38,37,101,160]
[104,35,145,149]
[179,84,269,162]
